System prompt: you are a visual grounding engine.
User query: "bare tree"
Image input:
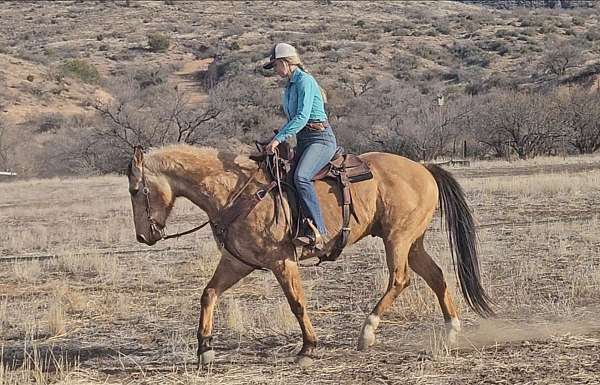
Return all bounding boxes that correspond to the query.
[557,88,600,154]
[339,74,376,98]
[540,41,583,78]
[93,79,222,152]
[473,90,562,159]
[336,81,471,161]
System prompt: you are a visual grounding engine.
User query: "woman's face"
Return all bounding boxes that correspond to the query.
[274,59,289,77]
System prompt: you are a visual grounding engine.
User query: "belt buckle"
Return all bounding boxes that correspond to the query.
[308,122,325,132]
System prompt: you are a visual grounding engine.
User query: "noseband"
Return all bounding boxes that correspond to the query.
[141,179,168,240]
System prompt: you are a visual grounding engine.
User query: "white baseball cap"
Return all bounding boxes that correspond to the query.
[263,43,298,69]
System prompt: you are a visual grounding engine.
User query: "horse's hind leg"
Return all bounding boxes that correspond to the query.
[408,234,461,344]
[358,235,411,351]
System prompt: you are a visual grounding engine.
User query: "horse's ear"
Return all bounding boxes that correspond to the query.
[133,146,144,168]
[129,146,144,192]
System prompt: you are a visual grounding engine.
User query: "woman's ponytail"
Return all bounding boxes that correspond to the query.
[283,56,327,104]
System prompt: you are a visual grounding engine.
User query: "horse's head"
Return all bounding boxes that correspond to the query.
[127,146,175,246]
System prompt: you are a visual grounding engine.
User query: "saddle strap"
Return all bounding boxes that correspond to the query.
[319,170,352,264]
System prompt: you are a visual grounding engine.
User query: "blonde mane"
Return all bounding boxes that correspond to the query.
[144,144,257,175]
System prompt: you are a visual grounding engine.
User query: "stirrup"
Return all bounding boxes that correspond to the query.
[304,220,324,250]
[292,235,313,247]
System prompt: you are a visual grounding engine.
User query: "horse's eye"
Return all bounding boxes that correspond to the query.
[129,186,140,195]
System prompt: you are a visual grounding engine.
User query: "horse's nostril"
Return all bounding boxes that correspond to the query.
[136,234,146,243]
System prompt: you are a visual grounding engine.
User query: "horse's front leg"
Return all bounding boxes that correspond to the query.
[198,254,254,366]
[272,259,317,360]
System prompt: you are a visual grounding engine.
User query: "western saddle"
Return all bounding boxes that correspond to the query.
[250,139,373,263]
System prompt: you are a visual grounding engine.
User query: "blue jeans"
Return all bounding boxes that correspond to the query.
[294,126,337,235]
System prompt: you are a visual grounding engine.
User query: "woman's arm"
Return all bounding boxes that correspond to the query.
[273,76,317,143]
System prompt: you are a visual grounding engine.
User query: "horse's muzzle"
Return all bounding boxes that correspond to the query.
[136,233,157,246]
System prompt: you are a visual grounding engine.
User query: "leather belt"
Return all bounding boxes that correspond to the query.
[305,120,329,132]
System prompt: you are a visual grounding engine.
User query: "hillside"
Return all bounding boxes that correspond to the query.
[1,0,599,176]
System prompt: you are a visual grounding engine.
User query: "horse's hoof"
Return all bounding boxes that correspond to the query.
[357,315,379,351]
[357,330,376,351]
[445,318,461,346]
[199,349,215,366]
[296,355,313,369]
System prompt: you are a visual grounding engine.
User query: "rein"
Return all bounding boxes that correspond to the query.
[160,167,261,240]
[139,162,268,271]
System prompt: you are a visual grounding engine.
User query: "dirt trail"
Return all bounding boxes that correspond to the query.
[459,317,600,349]
[170,58,212,104]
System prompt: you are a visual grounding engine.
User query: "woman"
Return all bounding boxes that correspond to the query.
[263,43,337,249]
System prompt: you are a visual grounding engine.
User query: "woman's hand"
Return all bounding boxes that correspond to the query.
[264,139,280,155]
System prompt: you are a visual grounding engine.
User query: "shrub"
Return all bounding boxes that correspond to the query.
[29,113,66,134]
[449,43,491,67]
[519,15,544,28]
[391,53,419,79]
[538,24,557,34]
[564,28,577,36]
[433,20,451,35]
[571,16,585,26]
[194,43,216,59]
[411,45,450,66]
[60,59,100,84]
[133,67,168,88]
[556,19,572,29]
[584,30,600,42]
[478,39,510,56]
[354,20,366,28]
[147,32,170,52]
[495,29,518,38]
[391,27,412,37]
[521,28,537,36]
[424,28,439,37]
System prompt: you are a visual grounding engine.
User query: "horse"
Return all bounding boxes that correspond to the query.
[126,144,493,366]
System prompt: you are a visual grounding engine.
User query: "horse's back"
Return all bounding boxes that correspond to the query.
[359,152,439,233]
[360,152,436,192]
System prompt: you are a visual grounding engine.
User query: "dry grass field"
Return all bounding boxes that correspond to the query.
[2,155,600,384]
[2,1,600,384]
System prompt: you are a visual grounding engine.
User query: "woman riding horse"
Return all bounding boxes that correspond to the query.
[263,43,336,250]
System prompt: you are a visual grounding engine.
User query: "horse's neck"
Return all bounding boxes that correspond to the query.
[165,152,259,218]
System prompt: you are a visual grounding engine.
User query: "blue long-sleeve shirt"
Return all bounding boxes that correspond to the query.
[274,68,328,143]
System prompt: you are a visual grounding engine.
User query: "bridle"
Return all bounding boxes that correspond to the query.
[133,159,268,270]
[140,173,170,240]
[136,162,262,240]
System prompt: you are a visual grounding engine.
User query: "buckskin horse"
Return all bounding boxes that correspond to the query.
[126,144,493,366]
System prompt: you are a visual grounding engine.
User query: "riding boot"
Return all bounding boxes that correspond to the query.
[293,219,326,250]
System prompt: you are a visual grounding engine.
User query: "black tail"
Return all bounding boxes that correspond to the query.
[426,164,494,317]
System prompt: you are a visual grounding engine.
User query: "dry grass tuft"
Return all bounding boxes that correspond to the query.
[54,253,121,283]
[224,296,248,335]
[463,170,600,198]
[52,283,87,314]
[47,299,66,336]
[0,345,81,385]
[12,260,43,282]
[267,301,298,333]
